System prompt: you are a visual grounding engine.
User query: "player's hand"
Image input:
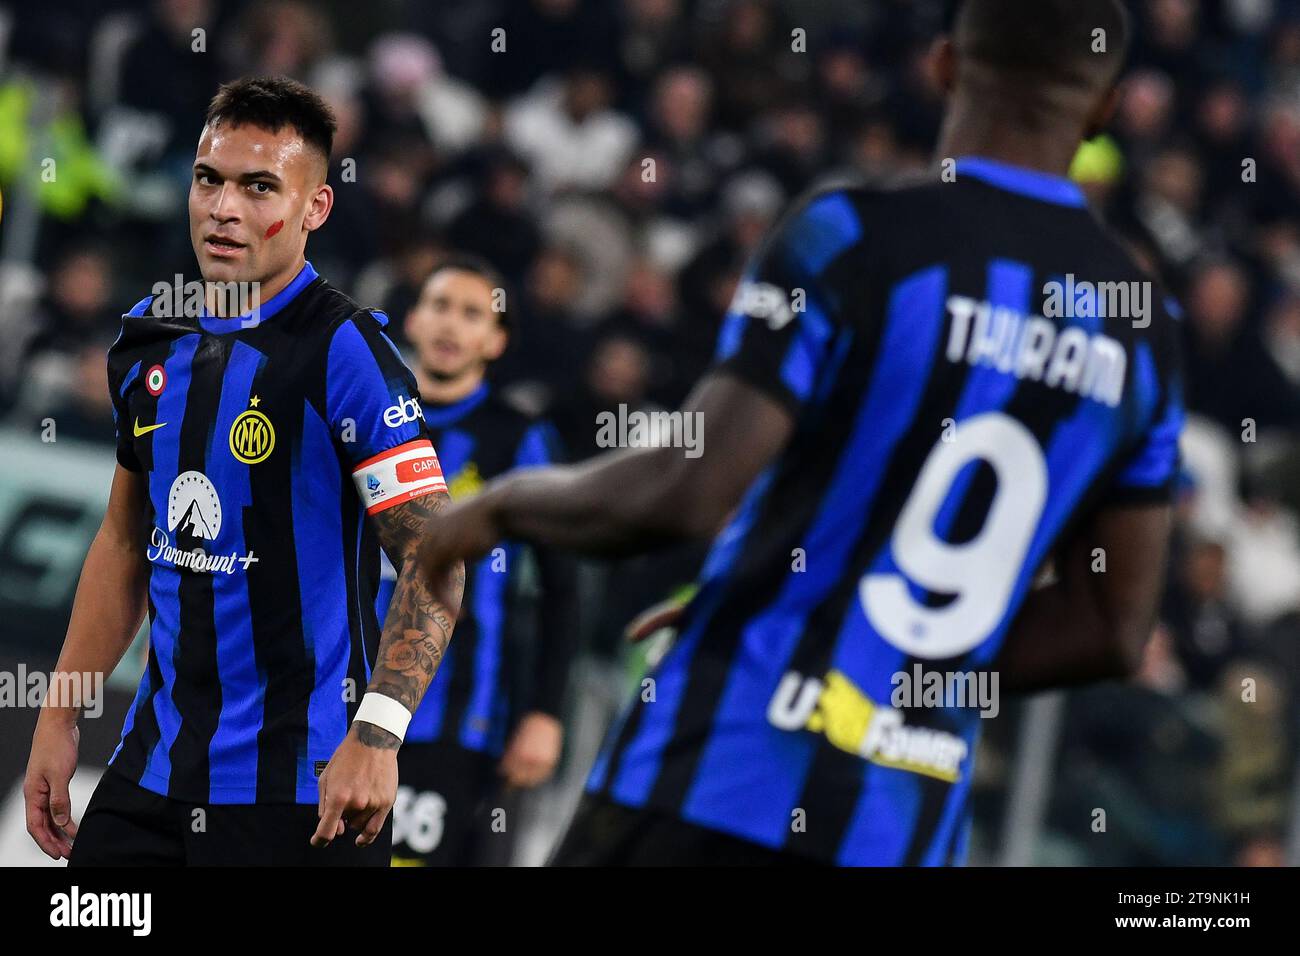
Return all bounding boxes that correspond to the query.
[419,492,503,611]
[313,723,399,849]
[24,711,81,860]
[498,712,562,789]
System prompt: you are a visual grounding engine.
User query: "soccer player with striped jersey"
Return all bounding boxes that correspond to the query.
[383,257,577,866]
[419,0,1185,865]
[23,77,464,865]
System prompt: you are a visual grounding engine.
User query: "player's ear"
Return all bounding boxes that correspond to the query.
[1083,85,1122,141]
[929,36,957,95]
[303,182,334,233]
[484,322,508,362]
[404,297,425,343]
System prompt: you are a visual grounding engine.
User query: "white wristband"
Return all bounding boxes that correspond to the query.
[353,693,412,742]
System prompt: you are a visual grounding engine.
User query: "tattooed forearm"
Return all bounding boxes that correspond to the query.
[362,491,465,732]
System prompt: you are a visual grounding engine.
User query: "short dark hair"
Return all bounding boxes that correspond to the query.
[430,254,512,331]
[955,0,1130,93]
[205,76,337,164]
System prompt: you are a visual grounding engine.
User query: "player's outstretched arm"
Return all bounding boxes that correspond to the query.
[25,464,150,859]
[993,503,1173,694]
[419,372,795,600]
[312,491,464,849]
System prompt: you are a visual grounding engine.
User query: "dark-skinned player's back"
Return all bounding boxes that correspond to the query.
[420,0,1183,867]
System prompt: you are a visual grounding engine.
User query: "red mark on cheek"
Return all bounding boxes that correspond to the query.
[264,219,284,240]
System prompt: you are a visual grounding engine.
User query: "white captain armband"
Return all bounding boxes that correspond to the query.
[351,439,447,515]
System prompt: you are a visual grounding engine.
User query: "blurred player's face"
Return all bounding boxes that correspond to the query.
[406,269,507,383]
[189,121,332,289]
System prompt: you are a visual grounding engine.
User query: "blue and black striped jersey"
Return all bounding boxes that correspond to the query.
[375,384,569,756]
[105,261,447,804]
[585,158,1186,865]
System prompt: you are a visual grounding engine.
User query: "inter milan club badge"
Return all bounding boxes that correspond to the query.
[145,364,167,396]
[229,395,275,464]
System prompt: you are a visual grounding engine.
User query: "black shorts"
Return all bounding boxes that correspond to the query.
[549,794,823,866]
[390,740,506,866]
[69,767,392,867]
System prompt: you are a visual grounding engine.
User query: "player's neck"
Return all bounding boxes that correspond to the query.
[417,366,486,406]
[203,255,306,317]
[936,101,1083,180]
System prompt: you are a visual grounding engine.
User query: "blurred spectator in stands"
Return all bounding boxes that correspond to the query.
[484,0,620,100]
[694,0,804,132]
[29,337,117,446]
[1184,259,1300,431]
[815,35,887,158]
[847,115,906,178]
[492,243,588,401]
[446,150,541,287]
[505,65,639,196]
[1164,532,1249,691]
[18,243,117,364]
[7,244,117,428]
[1131,145,1212,273]
[1136,0,1206,90]
[1216,660,1291,866]
[1113,70,1177,177]
[549,329,658,462]
[1227,443,1300,627]
[1195,81,1255,222]
[362,33,488,159]
[232,0,333,83]
[1263,292,1300,389]
[602,256,686,407]
[675,170,783,382]
[117,0,223,158]
[374,231,451,352]
[642,65,743,221]
[753,100,828,198]
[614,0,691,112]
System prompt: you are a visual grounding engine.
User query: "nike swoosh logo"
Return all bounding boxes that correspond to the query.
[133,417,167,437]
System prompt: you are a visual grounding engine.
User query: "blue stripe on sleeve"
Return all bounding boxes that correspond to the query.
[325,320,423,462]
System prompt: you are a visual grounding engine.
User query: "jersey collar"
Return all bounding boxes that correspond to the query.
[955,157,1087,209]
[422,382,490,427]
[198,260,319,333]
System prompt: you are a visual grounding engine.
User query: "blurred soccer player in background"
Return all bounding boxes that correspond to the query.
[385,257,576,866]
[24,77,463,865]
[419,0,1186,865]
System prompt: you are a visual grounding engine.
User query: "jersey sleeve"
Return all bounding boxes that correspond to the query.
[106,303,152,473]
[325,311,447,515]
[1106,299,1187,505]
[712,189,863,415]
[107,357,142,471]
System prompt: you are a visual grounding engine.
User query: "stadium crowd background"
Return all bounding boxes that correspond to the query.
[0,0,1298,865]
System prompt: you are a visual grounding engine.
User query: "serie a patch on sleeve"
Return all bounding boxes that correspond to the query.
[352,439,447,514]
